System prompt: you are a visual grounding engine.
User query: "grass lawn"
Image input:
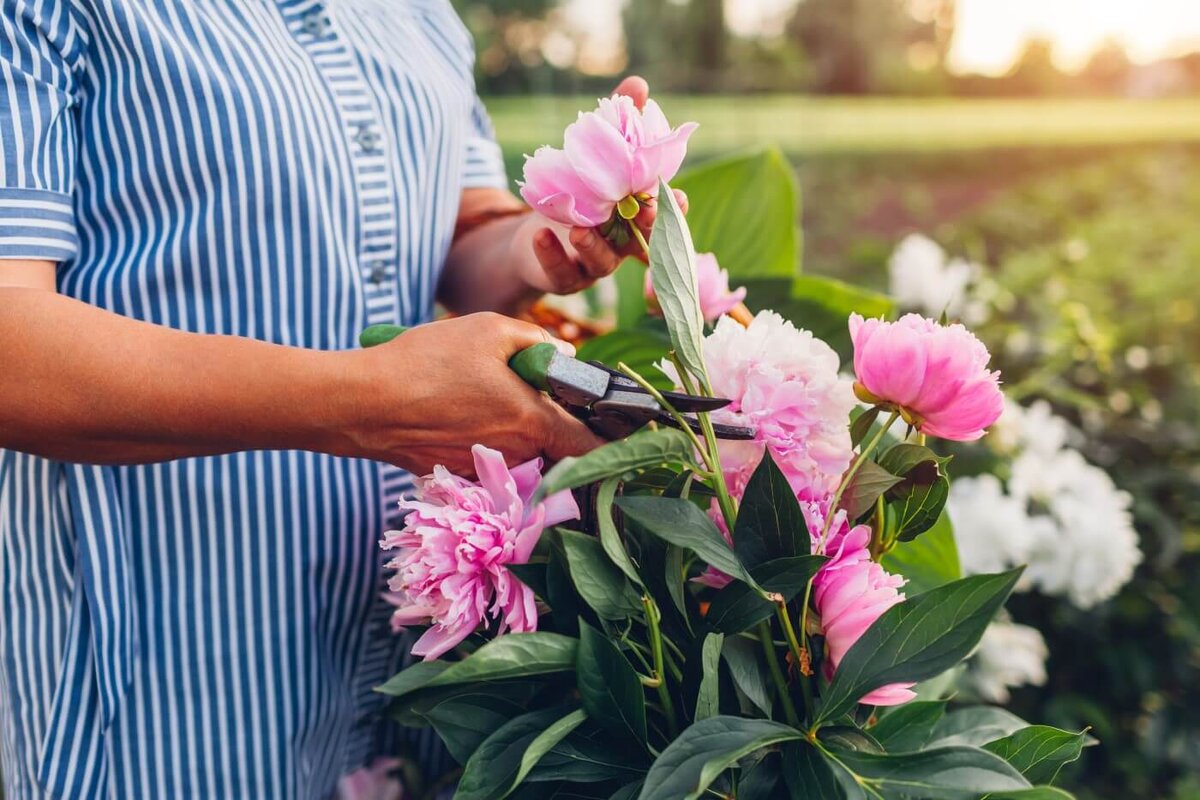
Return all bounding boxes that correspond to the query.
[485,95,1200,158]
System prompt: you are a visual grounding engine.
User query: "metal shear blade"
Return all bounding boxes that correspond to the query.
[543,354,756,441]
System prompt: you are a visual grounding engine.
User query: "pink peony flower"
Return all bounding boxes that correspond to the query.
[336,758,405,800]
[849,313,1004,441]
[667,311,856,504]
[812,524,915,706]
[645,252,747,323]
[381,445,580,660]
[518,95,698,228]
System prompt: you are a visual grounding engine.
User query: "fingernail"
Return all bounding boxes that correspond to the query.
[581,229,597,248]
[552,338,576,357]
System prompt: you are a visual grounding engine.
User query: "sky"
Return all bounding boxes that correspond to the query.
[950,0,1200,74]
[562,0,1200,76]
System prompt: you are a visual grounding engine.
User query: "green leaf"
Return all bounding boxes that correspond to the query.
[636,716,804,800]
[734,451,810,568]
[673,147,799,279]
[815,569,1023,725]
[664,544,690,625]
[705,555,826,634]
[456,706,587,800]
[878,444,952,542]
[868,700,948,753]
[421,692,530,764]
[694,633,724,721]
[576,327,672,391]
[375,659,451,697]
[738,753,783,800]
[576,621,648,744]
[721,636,774,716]
[785,275,893,358]
[819,726,884,755]
[838,460,902,521]
[881,511,960,595]
[849,406,881,449]
[989,788,1076,800]
[615,496,758,590]
[648,176,708,387]
[380,633,578,700]
[613,257,649,330]
[596,476,643,588]
[538,427,695,499]
[983,726,1089,784]
[608,782,644,800]
[506,562,548,602]
[783,741,863,800]
[929,707,1028,748]
[830,746,1031,799]
[559,529,642,619]
[528,721,649,784]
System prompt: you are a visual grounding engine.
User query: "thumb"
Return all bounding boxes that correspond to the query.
[486,313,576,359]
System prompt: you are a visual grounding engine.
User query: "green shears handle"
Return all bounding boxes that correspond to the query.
[358,323,558,393]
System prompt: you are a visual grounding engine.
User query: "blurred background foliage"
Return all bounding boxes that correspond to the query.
[459,1,1200,797]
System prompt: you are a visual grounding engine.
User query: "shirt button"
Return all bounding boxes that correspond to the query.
[368,262,390,285]
[354,124,381,154]
[302,9,331,37]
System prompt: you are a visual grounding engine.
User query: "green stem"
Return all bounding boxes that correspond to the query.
[757,622,800,727]
[643,595,679,738]
[819,411,900,545]
[670,353,738,530]
[617,361,710,462]
[631,222,651,256]
[774,601,814,721]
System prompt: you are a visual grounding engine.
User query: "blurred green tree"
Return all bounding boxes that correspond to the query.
[785,0,953,93]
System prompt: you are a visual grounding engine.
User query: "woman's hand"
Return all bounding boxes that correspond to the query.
[517,186,689,296]
[342,312,603,476]
[439,75,687,315]
[0,290,602,474]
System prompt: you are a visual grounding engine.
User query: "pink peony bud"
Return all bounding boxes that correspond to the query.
[848,313,1005,441]
[381,445,580,660]
[645,252,747,323]
[812,523,916,706]
[518,95,698,228]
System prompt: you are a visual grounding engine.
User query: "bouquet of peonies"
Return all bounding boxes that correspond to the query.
[375,97,1091,800]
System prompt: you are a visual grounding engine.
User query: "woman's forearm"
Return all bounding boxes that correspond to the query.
[440,194,541,316]
[0,288,365,464]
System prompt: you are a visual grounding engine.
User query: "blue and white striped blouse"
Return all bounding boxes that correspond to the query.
[0,0,507,796]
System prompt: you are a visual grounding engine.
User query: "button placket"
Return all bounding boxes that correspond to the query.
[281,0,400,315]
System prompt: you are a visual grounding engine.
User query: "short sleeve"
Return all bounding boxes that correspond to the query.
[0,0,86,261]
[461,94,508,190]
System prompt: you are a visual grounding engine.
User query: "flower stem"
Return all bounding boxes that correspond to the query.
[617,362,710,464]
[758,622,800,727]
[819,410,900,544]
[631,223,651,257]
[670,353,738,530]
[643,594,679,738]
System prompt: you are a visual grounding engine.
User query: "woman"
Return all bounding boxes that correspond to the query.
[0,2,667,797]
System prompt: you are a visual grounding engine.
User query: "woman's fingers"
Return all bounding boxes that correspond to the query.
[568,226,622,279]
[612,76,649,110]
[533,227,587,293]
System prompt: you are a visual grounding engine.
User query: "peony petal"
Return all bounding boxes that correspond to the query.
[472,444,521,518]
[508,458,544,506]
[540,489,581,529]
[563,110,635,202]
[411,620,475,661]
[520,146,613,226]
[628,121,698,194]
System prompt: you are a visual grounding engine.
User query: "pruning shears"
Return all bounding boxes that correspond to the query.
[359,324,756,441]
